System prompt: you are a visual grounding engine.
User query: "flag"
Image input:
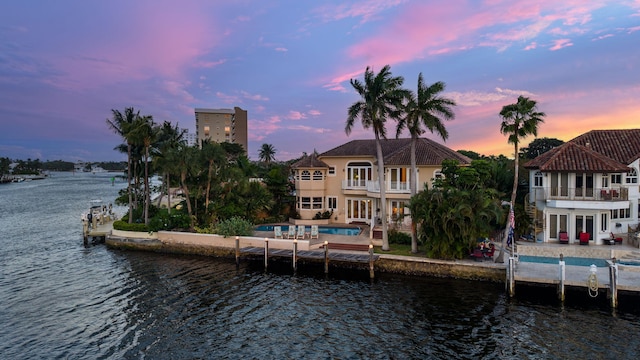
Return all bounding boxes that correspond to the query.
[507,205,515,246]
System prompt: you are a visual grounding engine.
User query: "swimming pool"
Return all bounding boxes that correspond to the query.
[519,255,609,267]
[254,225,361,236]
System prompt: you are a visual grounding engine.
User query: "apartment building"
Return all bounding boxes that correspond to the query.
[194,107,248,153]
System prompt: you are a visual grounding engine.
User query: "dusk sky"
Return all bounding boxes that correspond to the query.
[1,1,639,162]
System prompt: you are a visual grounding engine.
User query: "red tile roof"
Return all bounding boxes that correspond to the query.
[291,153,329,169]
[525,129,640,172]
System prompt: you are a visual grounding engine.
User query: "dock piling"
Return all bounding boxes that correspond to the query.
[508,256,515,297]
[293,239,298,272]
[323,241,329,274]
[235,236,240,268]
[609,258,618,309]
[558,254,565,302]
[369,244,375,279]
[264,238,269,271]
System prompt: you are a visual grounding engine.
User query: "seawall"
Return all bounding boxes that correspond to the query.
[106,230,506,282]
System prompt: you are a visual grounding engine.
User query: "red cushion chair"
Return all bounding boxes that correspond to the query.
[579,232,590,245]
[559,231,569,244]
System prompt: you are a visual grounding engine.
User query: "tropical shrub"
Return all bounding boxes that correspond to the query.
[213,216,254,237]
[113,220,148,232]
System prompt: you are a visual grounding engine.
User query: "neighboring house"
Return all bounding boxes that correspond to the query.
[291,138,471,227]
[524,129,640,245]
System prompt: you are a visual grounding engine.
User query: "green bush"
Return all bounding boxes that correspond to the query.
[113,220,149,232]
[313,210,333,220]
[213,216,254,237]
[388,229,412,245]
[147,209,192,232]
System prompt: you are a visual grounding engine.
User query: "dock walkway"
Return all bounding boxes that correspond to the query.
[240,246,378,263]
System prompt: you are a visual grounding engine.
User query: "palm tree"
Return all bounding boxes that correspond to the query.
[152,121,186,214]
[496,95,546,262]
[397,74,456,253]
[106,107,140,223]
[259,143,276,164]
[129,115,156,225]
[201,139,226,213]
[346,65,410,251]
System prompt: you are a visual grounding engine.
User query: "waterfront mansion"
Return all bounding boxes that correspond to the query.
[291,138,470,227]
[524,129,640,245]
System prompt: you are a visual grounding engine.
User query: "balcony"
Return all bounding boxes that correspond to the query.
[546,187,628,201]
[366,180,411,194]
[342,179,368,190]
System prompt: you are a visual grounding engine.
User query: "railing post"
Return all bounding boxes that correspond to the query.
[508,256,515,297]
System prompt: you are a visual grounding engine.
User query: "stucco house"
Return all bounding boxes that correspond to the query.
[524,129,640,245]
[291,138,471,227]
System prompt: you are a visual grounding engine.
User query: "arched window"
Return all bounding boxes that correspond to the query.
[301,170,311,180]
[626,167,638,184]
[313,170,323,180]
[533,171,543,187]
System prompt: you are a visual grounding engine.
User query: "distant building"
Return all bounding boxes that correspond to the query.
[181,128,197,147]
[194,107,248,153]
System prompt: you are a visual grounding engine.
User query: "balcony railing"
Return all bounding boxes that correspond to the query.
[342,179,368,190]
[546,187,628,201]
[366,180,411,193]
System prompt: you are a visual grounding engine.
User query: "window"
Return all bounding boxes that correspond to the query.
[601,174,609,188]
[611,207,630,219]
[204,126,210,136]
[328,166,336,176]
[301,197,311,209]
[312,197,323,209]
[533,171,543,187]
[601,212,608,232]
[611,174,622,184]
[300,170,311,180]
[313,170,323,180]
[626,168,638,184]
[327,196,337,210]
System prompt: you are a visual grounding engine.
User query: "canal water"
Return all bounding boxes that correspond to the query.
[1,172,639,359]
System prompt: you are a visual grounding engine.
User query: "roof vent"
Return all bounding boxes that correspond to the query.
[585,142,590,148]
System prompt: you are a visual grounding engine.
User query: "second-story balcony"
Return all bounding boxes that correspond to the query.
[546,186,628,201]
[366,180,411,194]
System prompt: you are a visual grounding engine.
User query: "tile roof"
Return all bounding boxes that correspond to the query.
[290,153,329,169]
[569,129,640,165]
[319,138,471,166]
[524,129,640,172]
[524,142,630,172]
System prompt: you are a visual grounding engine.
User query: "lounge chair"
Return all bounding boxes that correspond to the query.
[296,225,306,239]
[274,226,283,239]
[310,225,319,239]
[559,231,569,244]
[286,226,296,239]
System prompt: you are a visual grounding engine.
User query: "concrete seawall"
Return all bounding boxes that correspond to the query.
[106,230,506,282]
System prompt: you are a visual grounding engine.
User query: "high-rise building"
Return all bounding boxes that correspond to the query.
[194,107,248,153]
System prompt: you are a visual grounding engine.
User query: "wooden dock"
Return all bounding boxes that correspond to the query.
[240,246,379,263]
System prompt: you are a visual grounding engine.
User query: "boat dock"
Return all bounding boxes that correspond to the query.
[508,242,640,308]
[239,241,379,277]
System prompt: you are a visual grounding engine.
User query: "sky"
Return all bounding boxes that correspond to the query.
[1,1,639,162]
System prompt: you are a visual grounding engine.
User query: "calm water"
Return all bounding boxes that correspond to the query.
[1,172,640,359]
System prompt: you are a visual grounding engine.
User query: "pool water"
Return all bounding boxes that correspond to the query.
[254,225,361,236]
[519,255,609,267]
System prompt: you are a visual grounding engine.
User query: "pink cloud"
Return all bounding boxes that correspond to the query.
[549,38,573,50]
[287,111,307,120]
[312,0,408,24]
[524,41,537,50]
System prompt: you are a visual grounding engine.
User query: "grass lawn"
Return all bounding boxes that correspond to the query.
[374,243,429,257]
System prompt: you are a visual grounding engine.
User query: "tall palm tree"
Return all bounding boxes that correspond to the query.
[259,143,276,164]
[201,139,226,213]
[397,74,456,253]
[496,95,546,262]
[152,121,186,214]
[106,107,139,223]
[346,65,410,251]
[129,115,156,225]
